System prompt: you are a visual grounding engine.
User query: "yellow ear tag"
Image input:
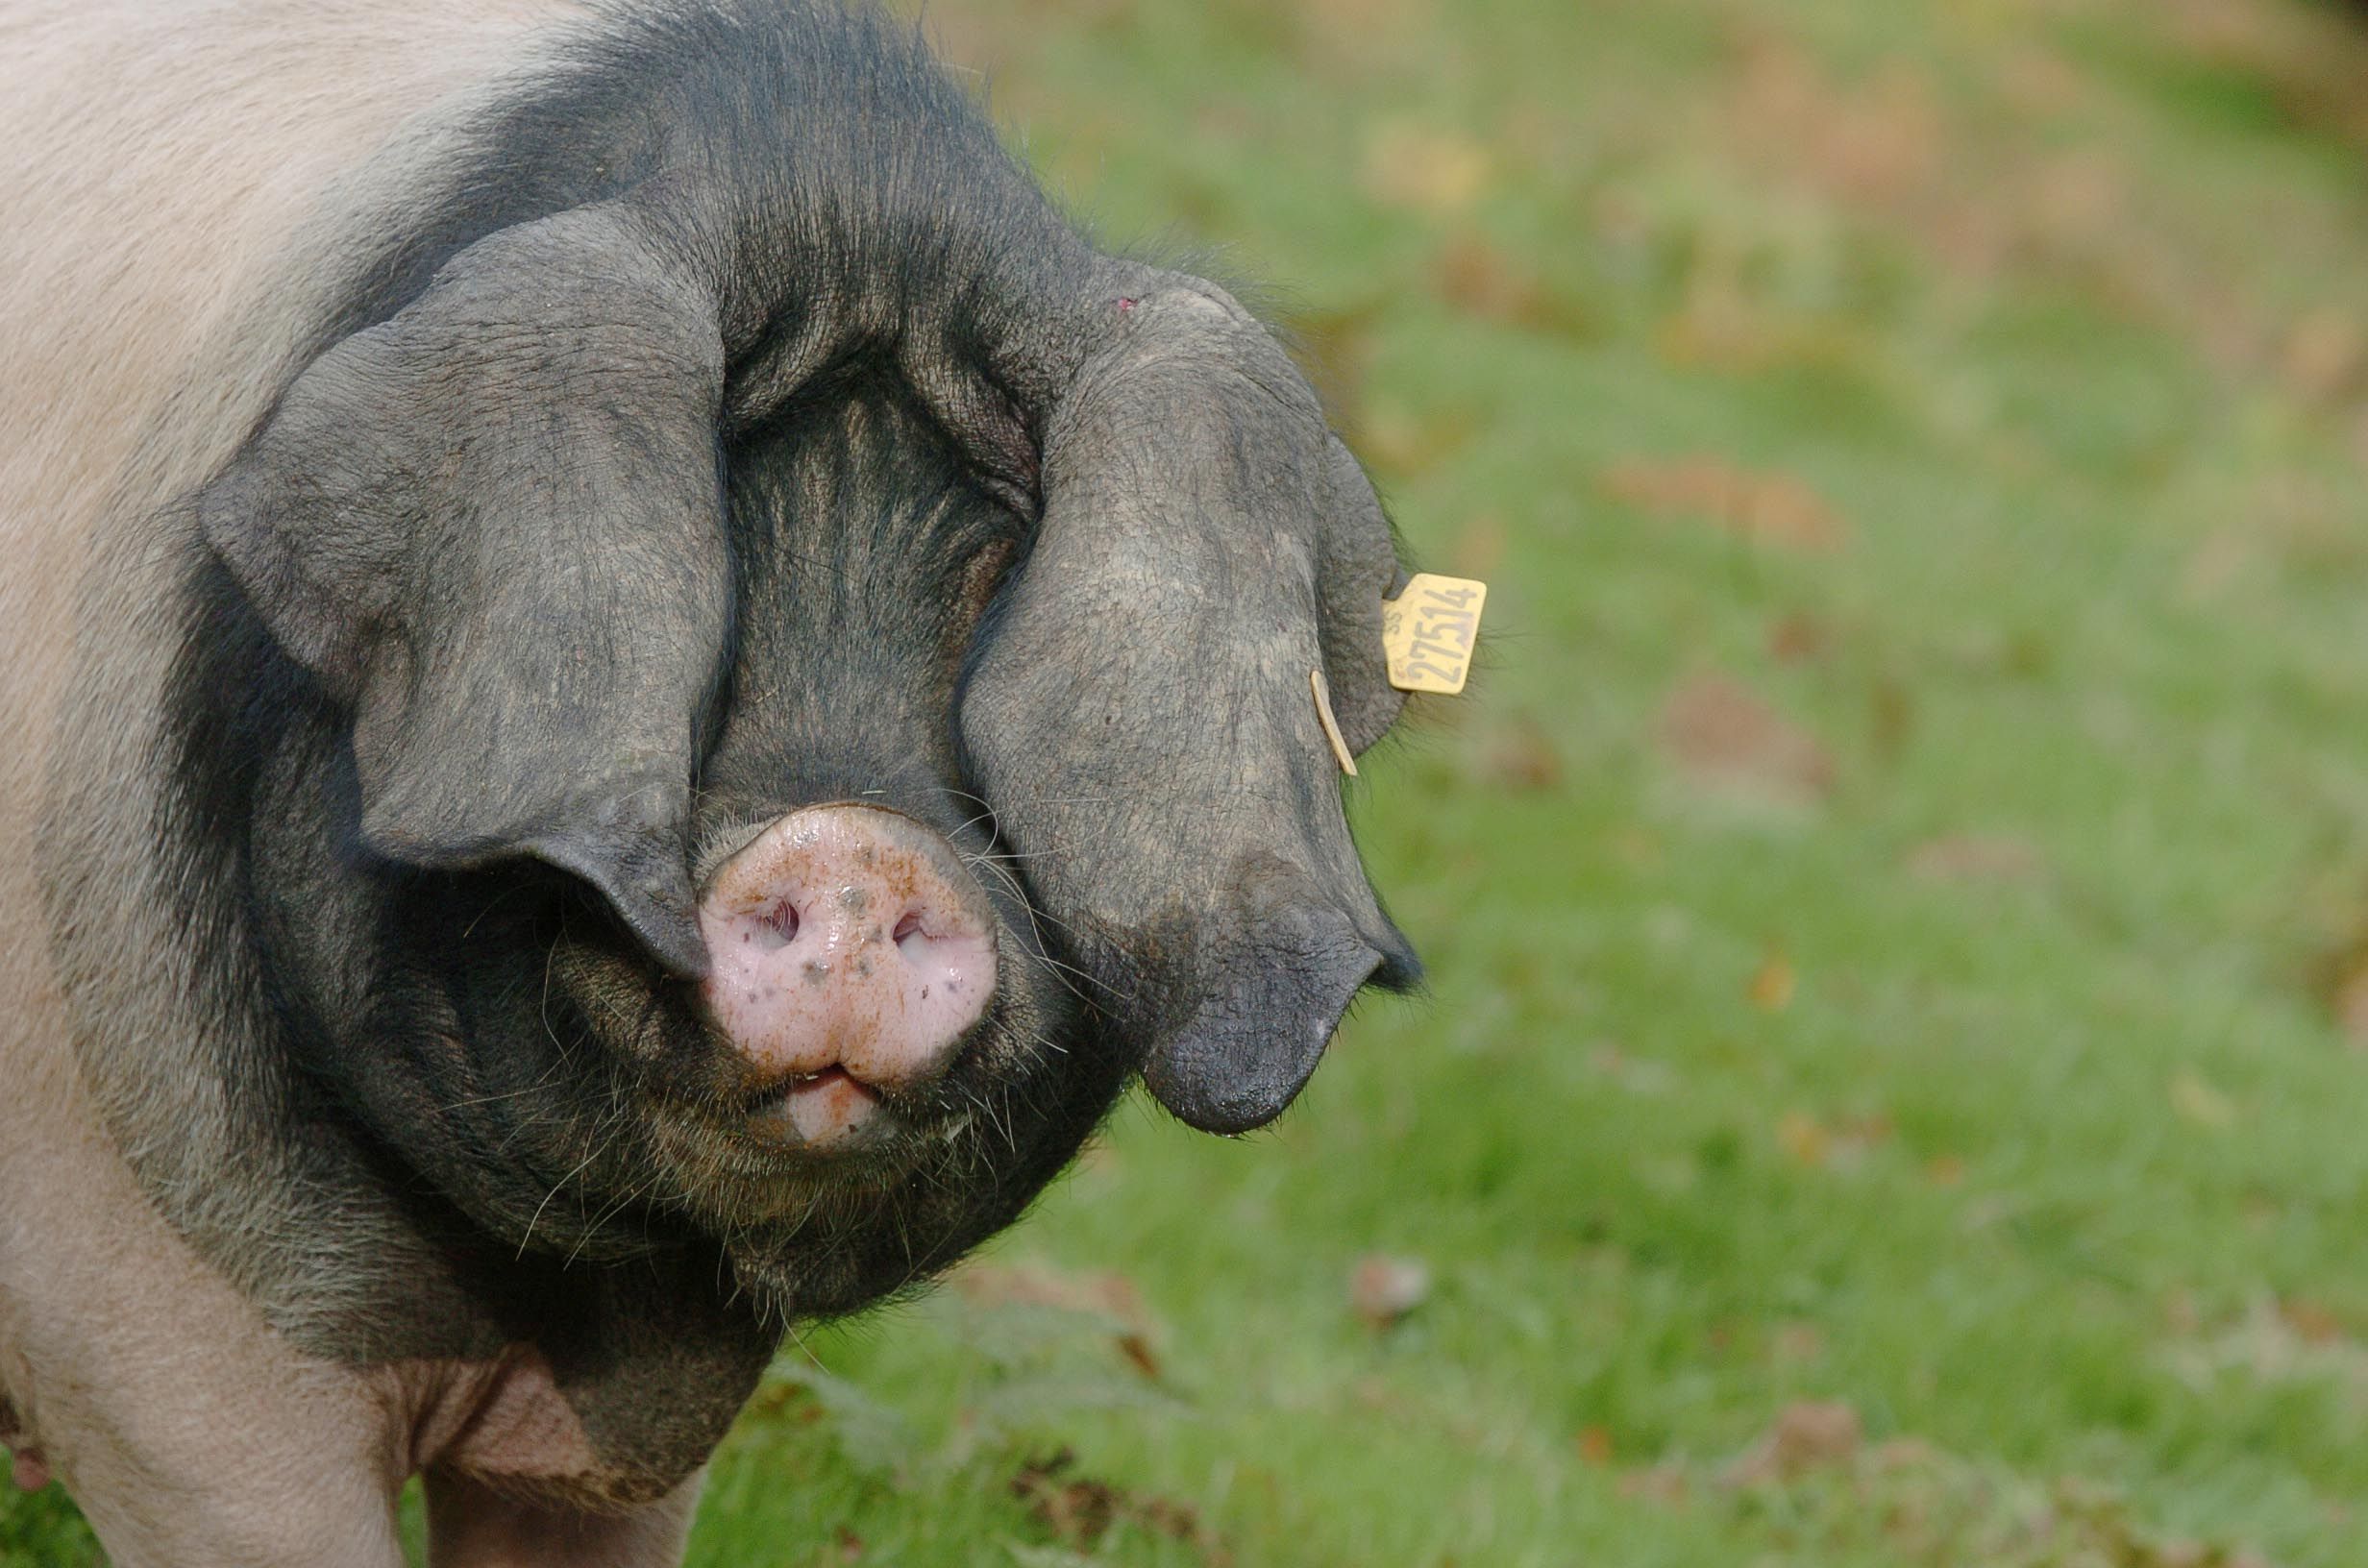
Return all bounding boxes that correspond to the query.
[1382,574,1488,695]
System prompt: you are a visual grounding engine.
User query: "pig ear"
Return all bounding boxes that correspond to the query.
[960,281,1418,1134]
[198,203,729,977]
[1314,432,1411,756]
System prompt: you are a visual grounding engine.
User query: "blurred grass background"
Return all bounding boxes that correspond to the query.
[14,0,2368,1562]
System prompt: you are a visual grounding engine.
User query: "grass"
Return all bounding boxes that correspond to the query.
[12,0,2368,1562]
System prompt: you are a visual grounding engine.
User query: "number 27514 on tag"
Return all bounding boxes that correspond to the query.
[1382,574,1488,696]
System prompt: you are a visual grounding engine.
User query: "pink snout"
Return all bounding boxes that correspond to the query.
[698,804,996,1144]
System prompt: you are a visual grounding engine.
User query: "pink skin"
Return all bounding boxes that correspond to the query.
[0,1398,40,1491]
[697,804,996,1145]
[6,1447,48,1494]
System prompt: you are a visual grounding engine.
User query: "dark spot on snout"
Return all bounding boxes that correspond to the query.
[803,962,830,986]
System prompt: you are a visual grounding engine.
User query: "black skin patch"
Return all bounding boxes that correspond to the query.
[136,0,1417,1492]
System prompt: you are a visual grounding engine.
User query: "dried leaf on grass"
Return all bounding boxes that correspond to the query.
[1868,675,1914,761]
[1291,0,1441,78]
[2280,1298,2346,1347]
[2328,964,2368,1052]
[950,1262,1167,1383]
[1481,717,1565,794]
[1349,1253,1432,1329]
[1904,833,2045,885]
[1011,1449,1230,1565]
[2307,899,2368,1051]
[952,1262,1148,1325]
[1725,39,1941,208]
[1658,674,1836,810]
[1617,1463,1690,1507]
[1767,613,1834,665]
[1450,511,1507,578]
[757,1363,920,1479]
[1721,1399,1862,1486]
[1604,455,1851,552]
[2163,1293,2368,1398]
[1748,952,1796,1012]
[1776,1111,1828,1168]
[1629,1407,2280,1567]
[2280,306,2367,404]
[1433,234,1594,340]
[1776,1110,1893,1172]
[1360,120,1492,215]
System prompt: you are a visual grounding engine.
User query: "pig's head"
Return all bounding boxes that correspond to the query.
[190,195,1416,1317]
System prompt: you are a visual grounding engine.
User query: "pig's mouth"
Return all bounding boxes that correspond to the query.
[742,1065,883,1148]
[683,1013,982,1164]
[629,1017,995,1209]
[743,1070,876,1132]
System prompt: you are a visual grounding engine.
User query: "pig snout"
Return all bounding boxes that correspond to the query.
[696,805,996,1143]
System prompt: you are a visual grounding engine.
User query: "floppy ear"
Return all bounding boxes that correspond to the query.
[198,202,730,976]
[1314,432,1412,756]
[959,279,1418,1134]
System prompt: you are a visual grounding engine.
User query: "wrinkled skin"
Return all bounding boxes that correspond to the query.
[2,1,1420,1561]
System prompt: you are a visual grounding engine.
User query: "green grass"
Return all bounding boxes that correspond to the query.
[14,0,2368,1562]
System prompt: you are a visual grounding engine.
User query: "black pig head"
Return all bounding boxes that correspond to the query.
[963,281,1419,1134]
[202,190,1416,1138]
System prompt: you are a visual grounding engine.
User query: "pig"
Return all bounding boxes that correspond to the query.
[0,0,1420,1562]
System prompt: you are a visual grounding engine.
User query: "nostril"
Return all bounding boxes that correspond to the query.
[754,899,801,950]
[892,909,930,960]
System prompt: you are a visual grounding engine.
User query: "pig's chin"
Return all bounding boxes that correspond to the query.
[622,1065,1017,1319]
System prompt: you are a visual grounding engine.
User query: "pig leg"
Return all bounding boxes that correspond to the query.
[12,1341,405,1568]
[0,1033,407,1567]
[422,1468,705,1568]
[59,1456,404,1568]
[3,1303,407,1568]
